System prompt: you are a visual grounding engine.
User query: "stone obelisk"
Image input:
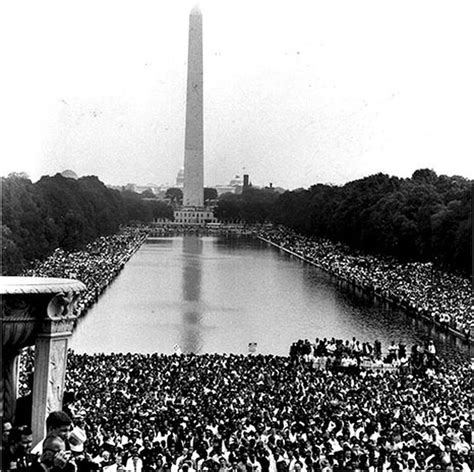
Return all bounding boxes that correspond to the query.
[183,5,204,207]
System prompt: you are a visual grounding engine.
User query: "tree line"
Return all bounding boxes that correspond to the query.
[1,173,173,275]
[2,169,471,276]
[214,169,471,275]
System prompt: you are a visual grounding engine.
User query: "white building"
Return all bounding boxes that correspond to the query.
[173,207,218,225]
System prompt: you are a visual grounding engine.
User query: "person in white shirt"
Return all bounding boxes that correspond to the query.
[454,434,470,455]
[456,453,471,472]
[103,454,126,472]
[125,448,143,472]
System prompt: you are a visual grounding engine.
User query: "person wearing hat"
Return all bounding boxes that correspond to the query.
[69,427,87,452]
[69,426,99,472]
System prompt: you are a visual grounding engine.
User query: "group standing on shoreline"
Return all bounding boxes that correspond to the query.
[21,227,149,318]
[255,226,472,342]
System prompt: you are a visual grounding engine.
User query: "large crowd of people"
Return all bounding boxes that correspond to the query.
[7,337,471,472]
[21,227,149,318]
[5,225,471,471]
[255,226,472,341]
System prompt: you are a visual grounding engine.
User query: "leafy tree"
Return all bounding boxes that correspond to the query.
[412,168,438,184]
[1,225,22,274]
[149,200,174,220]
[78,176,125,235]
[166,188,183,205]
[1,173,173,274]
[214,194,242,222]
[141,188,155,199]
[204,187,218,203]
[271,189,311,232]
[1,173,50,262]
[214,188,279,223]
[1,168,470,276]
[269,170,470,274]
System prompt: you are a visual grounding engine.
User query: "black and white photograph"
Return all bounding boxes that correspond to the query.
[1,1,472,471]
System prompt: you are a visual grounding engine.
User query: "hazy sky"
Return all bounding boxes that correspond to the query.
[1,0,473,190]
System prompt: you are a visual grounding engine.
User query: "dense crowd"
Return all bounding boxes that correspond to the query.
[21,227,149,317]
[256,226,472,340]
[8,337,471,472]
[5,225,472,471]
[148,224,251,237]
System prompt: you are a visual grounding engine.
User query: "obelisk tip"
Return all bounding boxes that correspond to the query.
[190,4,201,16]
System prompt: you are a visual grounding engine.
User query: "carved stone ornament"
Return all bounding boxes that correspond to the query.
[2,295,39,319]
[47,291,77,319]
[47,339,67,414]
[2,295,41,350]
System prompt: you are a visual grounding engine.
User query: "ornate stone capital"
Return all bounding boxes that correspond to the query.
[1,281,84,350]
[2,295,43,351]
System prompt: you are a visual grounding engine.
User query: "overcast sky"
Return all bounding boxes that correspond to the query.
[1,0,473,190]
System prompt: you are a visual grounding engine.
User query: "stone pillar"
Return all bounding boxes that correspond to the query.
[1,277,85,446]
[31,322,74,444]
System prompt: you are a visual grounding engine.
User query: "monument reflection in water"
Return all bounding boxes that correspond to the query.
[70,235,467,358]
[181,235,204,353]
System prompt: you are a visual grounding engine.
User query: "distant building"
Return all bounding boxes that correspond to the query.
[173,207,218,225]
[215,174,249,196]
[176,168,184,188]
[61,169,78,179]
[124,183,162,195]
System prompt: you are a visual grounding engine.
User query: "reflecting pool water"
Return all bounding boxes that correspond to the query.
[70,235,467,358]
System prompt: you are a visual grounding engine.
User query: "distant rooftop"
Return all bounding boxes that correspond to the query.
[61,169,78,180]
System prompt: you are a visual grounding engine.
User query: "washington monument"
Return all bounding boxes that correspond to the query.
[183,5,204,207]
